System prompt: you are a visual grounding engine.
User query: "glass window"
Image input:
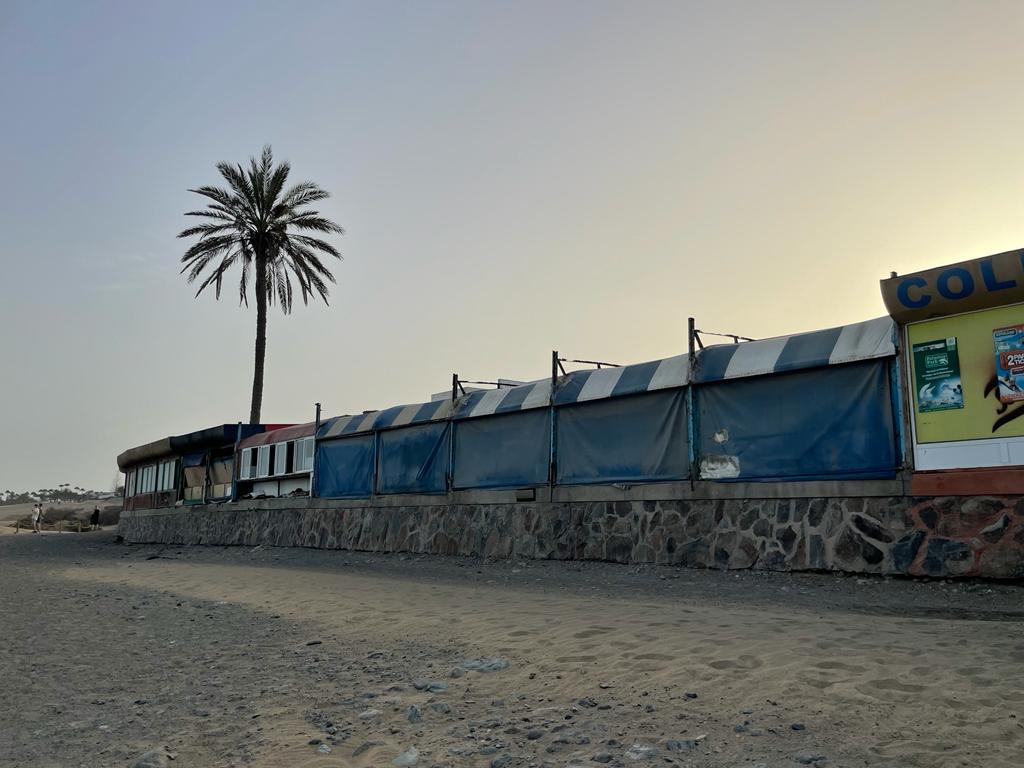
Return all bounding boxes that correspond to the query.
[257,445,270,477]
[275,442,288,475]
[157,459,177,491]
[240,448,253,480]
[297,437,314,472]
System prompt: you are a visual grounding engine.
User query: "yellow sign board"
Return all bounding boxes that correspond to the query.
[908,304,1024,443]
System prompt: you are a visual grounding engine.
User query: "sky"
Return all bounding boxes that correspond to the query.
[0,0,1022,491]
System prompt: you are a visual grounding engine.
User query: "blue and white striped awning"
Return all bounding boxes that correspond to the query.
[553,354,690,406]
[314,317,895,433]
[693,317,896,384]
[318,399,453,439]
[453,379,552,419]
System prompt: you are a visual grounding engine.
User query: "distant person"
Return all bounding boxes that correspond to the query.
[90,506,101,531]
[32,504,42,533]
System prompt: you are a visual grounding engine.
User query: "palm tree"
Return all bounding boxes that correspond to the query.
[178,146,344,423]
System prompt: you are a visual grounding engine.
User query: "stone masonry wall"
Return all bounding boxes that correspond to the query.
[118,494,1024,578]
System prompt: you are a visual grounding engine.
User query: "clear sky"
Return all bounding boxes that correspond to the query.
[0,0,1021,491]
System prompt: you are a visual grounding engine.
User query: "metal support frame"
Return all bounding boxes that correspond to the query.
[451,374,520,400]
[689,315,755,351]
[553,355,621,376]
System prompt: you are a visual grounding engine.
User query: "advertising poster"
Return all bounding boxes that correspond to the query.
[912,338,963,412]
[993,324,1024,403]
[908,304,1024,443]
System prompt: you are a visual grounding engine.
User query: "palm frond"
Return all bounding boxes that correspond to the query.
[291,233,342,260]
[285,212,345,235]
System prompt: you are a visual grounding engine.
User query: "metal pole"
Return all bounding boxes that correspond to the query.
[550,351,559,490]
[231,421,242,502]
[686,317,697,489]
[451,373,459,402]
[311,402,321,498]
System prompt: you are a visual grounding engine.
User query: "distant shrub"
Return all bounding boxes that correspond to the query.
[99,506,121,526]
[43,507,83,524]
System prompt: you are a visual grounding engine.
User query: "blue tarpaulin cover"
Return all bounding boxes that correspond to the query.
[556,390,689,484]
[318,399,452,438]
[314,434,375,498]
[695,360,896,481]
[454,380,551,418]
[453,409,551,489]
[554,355,689,405]
[377,421,451,494]
[694,317,895,383]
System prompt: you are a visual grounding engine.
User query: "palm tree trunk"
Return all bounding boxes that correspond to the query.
[250,255,268,424]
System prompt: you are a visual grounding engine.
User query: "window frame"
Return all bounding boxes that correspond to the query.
[256,445,271,478]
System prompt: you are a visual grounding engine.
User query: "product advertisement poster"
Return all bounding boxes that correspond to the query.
[908,304,1024,443]
[993,324,1024,403]
[912,338,963,412]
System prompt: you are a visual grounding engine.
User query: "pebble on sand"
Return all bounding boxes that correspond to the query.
[131,749,169,768]
[624,744,659,760]
[459,658,510,673]
[392,746,419,766]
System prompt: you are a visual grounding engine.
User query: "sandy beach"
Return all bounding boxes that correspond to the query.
[1,533,1022,768]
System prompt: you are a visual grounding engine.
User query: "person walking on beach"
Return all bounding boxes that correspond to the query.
[32,504,42,533]
[90,506,101,531]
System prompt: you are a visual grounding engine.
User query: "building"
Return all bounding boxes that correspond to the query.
[115,248,1024,578]
[118,423,280,510]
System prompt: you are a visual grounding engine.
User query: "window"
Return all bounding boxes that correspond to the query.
[157,459,177,492]
[275,442,288,475]
[257,445,270,477]
[138,464,156,494]
[304,437,315,471]
[127,470,136,497]
[296,437,314,472]
[240,448,253,480]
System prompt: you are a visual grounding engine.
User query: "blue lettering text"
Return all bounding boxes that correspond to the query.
[937,267,974,300]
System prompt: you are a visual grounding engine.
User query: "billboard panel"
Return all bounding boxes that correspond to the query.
[908,304,1024,444]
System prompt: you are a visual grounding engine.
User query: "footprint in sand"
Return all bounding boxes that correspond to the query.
[573,627,614,639]
[813,660,866,673]
[632,653,676,661]
[856,678,926,697]
[708,655,763,671]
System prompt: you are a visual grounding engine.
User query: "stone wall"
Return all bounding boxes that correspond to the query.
[118,491,1024,579]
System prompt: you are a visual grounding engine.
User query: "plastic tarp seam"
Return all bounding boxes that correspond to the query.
[314,434,376,498]
[695,360,897,481]
[453,409,551,489]
[377,422,450,494]
[556,389,689,484]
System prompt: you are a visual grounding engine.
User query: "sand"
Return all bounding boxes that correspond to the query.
[1,533,1022,768]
